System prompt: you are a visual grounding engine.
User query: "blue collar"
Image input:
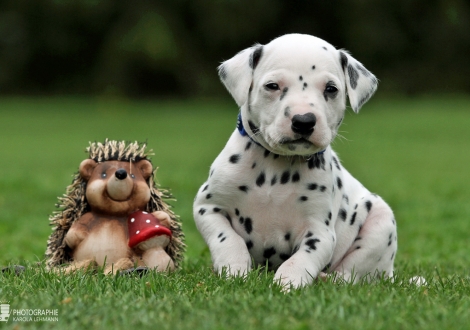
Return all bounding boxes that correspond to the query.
[237,112,325,156]
[237,112,262,146]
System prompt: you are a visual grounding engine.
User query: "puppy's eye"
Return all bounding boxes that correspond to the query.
[101,173,107,178]
[325,85,338,94]
[265,83,280,91]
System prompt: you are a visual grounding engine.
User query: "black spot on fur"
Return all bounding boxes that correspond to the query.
[388,233,393,246]
[299,196,308,202]
[354,236,362,242]
[256,172,265,187]
[271,175,277,185]
[199,208,206,215]
[246,240,253,249]
[206,193,212,199]
[308,154,326,170]
[303,82,308,90]
[305,231,313,238]
[249,45,263,70]
[218,232,223,238]
[251,162,256,169]
[245,141,252,150]
[280,87,289,101]
[280,171,290,184]
[264,149,270,158]
[332,157,341,170]
[322,263,331,272]
[238,185,249,192]
[348,64,359,89]
[320,186,327,192]
[305,238,320,250]
[292,172,300,182]
[284,232,291,241]
[229,154,241,164]
[235,208,240,216]
[299,76,303,81]
[322,46,327,50]
[307,183,318,190]
[350,212,357,225]
[280,253,291,261]
[239,216,244,224]
[391,252,395,260]
[248,121,260,135]
[284,107,290,117]
[226,214,232,225]
[312,65,316,70]
[365,200,373,212]
[244,217,253,234]
[336,177,343,189]
[328,212,332,220]
[343,194,349,204]
[213,207,221,212]
[263,247,276,259]
[202,184,209,192]
[340,52,348,70]
[220,237,226,243]
[338,208,347,221]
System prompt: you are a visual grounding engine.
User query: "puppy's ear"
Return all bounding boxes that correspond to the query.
[218,44,263,107]
[339,51,378,113]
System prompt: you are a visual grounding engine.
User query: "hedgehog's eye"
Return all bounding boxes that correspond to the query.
[101,172,107,178]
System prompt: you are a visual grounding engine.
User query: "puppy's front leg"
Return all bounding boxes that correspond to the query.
[194,209,252,276]
[275,226,335,289]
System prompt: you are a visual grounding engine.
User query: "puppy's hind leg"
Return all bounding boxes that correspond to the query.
[332,197,397,283]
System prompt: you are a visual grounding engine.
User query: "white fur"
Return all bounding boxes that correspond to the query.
[194,34,395,289]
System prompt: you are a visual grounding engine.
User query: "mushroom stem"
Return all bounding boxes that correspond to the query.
[142,246,175,271]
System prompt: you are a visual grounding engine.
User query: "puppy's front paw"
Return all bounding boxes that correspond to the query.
[215,261,251,278]
[274,262,316,290]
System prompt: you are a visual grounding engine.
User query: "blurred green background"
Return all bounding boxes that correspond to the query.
[0,0,469,97]
[0,1,469,267]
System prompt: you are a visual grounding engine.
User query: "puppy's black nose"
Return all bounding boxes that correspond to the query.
[291,112,316,135]
[115,168,128,180]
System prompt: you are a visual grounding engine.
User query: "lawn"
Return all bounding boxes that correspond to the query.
[0,95,469,329]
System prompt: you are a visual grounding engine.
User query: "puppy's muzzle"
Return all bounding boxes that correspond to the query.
[291,112,316,136]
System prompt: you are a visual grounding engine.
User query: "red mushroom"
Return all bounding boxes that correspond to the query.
[127,210,174,271]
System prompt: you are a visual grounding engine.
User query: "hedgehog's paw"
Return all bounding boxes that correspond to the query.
[57,259,97,275]
[104,258,135,275]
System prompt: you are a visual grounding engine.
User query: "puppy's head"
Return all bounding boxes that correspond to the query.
[219,34,378,156]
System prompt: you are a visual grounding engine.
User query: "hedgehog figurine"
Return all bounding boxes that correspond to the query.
[45,140,185,274]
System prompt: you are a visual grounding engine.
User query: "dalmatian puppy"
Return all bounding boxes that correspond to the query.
[193,34,397,288]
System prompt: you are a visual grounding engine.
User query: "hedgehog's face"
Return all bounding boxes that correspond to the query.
[79,159,153,216]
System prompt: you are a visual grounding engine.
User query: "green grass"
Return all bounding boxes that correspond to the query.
[1,95,469,329]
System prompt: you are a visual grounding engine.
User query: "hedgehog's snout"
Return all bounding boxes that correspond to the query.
[115,168,128,180]
[107,169,133,201]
